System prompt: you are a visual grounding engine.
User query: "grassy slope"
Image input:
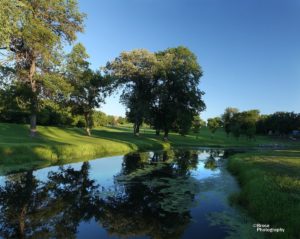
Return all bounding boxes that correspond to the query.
[227,150,300,239]
[0,122,299,174]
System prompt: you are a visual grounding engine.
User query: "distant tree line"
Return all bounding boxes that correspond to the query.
[207,107,300,139]
[256,112,300,136]
[0,97,127,128]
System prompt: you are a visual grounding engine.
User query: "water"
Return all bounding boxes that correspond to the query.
[0,149,260,239]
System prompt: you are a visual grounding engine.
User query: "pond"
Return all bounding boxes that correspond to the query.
[0,149,261,239]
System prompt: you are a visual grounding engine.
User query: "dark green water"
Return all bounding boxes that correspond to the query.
[0,149,261,239]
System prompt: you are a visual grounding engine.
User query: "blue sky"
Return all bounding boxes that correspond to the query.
[76,0,300,120]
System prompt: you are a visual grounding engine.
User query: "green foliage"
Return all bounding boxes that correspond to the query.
[220,108,260,139]
[2,0,85,60]
[0,83,30,123]
[66,43,111,135]
[192,115,206,133]
[37,100,74,126]
[92,112,122,127]
[230,110,260,139]
[153,46,206,138]
[0,0,23,48]
[117,116,127,125]
[221,107,239,136]
[105,49,159,136]
[256,111,300,136]
[105,46,206,138]
[0,0,85,135]
[207,117,222,135]
[93,111,109,127]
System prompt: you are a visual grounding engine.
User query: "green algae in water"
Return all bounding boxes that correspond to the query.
[116,162,168,182]
[142,176,200,213]
[207,211,264,239]
[116,164,201,213]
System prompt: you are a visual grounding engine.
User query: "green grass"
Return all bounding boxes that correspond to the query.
[227,150,300,239]
[0,122,299,175]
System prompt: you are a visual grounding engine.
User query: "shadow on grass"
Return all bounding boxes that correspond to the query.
[0,124,166,176]
[249,152,300,178]
[92,128,166,151]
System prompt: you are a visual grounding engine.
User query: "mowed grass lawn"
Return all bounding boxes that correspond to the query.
[0,122,299,174]
[228,150,300,239]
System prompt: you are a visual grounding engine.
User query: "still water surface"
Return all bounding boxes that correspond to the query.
[0,149,260,239]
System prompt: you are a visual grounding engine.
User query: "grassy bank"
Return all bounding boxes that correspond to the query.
[227,150,300,239]
[0,122,299,175]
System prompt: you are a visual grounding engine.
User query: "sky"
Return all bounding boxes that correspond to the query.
[75,0,300,120]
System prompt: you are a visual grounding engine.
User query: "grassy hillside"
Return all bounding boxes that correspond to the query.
[0,122,299,174]
[228,150,300,239]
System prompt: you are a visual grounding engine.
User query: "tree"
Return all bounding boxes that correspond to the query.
[117,116,127,125]
[240,110,259,139]
[0,0,85,136]
[0,81,31,123]
[221,107,239,136]
[154,46,206,139]
[192,115,206,133]
[230,110,260,139]
[256,114,269,135]
[207,117,222,136]
[105,47,206,138]
[256,112,300,136]
[66,43,109,136]
[0,0,23,48]
[105,49,159,136]
[93,111,109,127]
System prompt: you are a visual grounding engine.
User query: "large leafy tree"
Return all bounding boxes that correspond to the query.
[105,49,159,136]
[221,107,239,136]
[0,0,85,136]
[66,43,110,136]
[105,47,205,138]
[154,46,206,139]
[230,110,260,139]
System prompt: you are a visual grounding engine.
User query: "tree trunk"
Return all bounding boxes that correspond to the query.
[84,113,91,136]
[29,59,37,137]
[18,207,26,239]
[134,123,140,136]
[30,113,37,137]
[18,171,34,239]
[163,129,169,141]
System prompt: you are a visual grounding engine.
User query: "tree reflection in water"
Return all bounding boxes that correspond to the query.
[0,163,99,239]
[0,149,223,239]
[97,150,200,239]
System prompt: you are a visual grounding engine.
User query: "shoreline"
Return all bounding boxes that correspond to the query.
[0,123,299,175]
